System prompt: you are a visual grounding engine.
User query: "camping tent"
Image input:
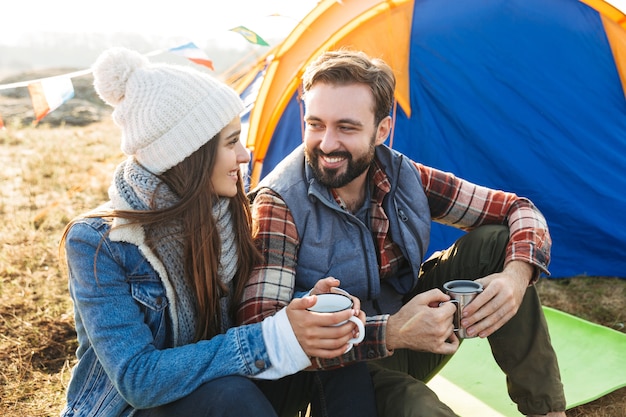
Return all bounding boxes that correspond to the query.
[229,0,626,279]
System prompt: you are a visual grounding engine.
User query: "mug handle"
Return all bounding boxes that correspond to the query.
[439,299,460,332]
[347,316,365,344]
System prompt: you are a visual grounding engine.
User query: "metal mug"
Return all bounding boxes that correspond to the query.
[443,280,483,338]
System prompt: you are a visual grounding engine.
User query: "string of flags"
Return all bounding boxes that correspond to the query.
[0,24,273,129]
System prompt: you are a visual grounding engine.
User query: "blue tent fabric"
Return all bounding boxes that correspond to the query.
[256,0,626,278]
[261,93,303,178]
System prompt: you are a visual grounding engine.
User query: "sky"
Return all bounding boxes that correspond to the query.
[4,0,626,47]
[0,0,320,47]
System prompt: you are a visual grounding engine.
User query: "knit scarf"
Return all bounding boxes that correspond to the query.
[108,157,238,346]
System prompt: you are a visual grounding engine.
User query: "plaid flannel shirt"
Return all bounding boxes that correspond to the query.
[238,158,551,369]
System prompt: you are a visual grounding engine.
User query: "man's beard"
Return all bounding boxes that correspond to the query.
[305,139,376,188]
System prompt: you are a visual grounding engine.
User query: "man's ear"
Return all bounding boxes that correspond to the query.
[375,115,393,146]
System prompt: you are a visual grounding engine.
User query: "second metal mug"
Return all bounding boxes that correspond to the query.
[443,280,483,338]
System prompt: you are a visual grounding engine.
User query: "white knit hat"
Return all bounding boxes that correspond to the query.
[92,47,244,174]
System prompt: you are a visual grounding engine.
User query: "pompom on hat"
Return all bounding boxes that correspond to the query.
[92,47,244,174]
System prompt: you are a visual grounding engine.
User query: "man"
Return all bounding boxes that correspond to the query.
[239,50,566,417]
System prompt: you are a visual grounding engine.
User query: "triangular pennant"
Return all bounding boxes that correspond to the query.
[229,26,269,46]
[169,42,214,70]
[27,77,75,123]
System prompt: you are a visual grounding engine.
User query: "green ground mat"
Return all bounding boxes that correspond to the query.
[434,307,626,416]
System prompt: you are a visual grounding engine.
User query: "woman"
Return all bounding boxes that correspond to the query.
[59,47,375,417]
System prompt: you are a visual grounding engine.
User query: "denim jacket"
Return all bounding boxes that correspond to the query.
[60,216,273,417]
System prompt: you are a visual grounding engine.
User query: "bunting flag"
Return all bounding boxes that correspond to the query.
[27,77,75,123]
[0,113,4,130]
[169,42,214,70]
[229,26,269,46]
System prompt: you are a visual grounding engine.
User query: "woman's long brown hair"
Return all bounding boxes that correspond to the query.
[60,134,262,341]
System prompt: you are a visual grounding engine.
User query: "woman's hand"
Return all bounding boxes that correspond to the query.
[286,277,366,358]
[286,295,359,358]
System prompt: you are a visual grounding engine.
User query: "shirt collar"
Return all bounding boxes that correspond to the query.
[371,156,391,204]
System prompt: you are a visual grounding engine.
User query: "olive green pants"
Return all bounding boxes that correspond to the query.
[369,225,566,416]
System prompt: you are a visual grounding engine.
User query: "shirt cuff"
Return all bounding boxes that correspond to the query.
[254,308,311,380]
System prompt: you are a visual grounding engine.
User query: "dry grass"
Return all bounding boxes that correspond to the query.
[0,120,121,416]
[0,120,624,416]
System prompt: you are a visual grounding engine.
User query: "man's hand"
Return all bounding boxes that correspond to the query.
[285,294,364,359]
[386,289,459,354]
[461,260,533,338]
[310,277,342,295]
[310,277,362,316]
